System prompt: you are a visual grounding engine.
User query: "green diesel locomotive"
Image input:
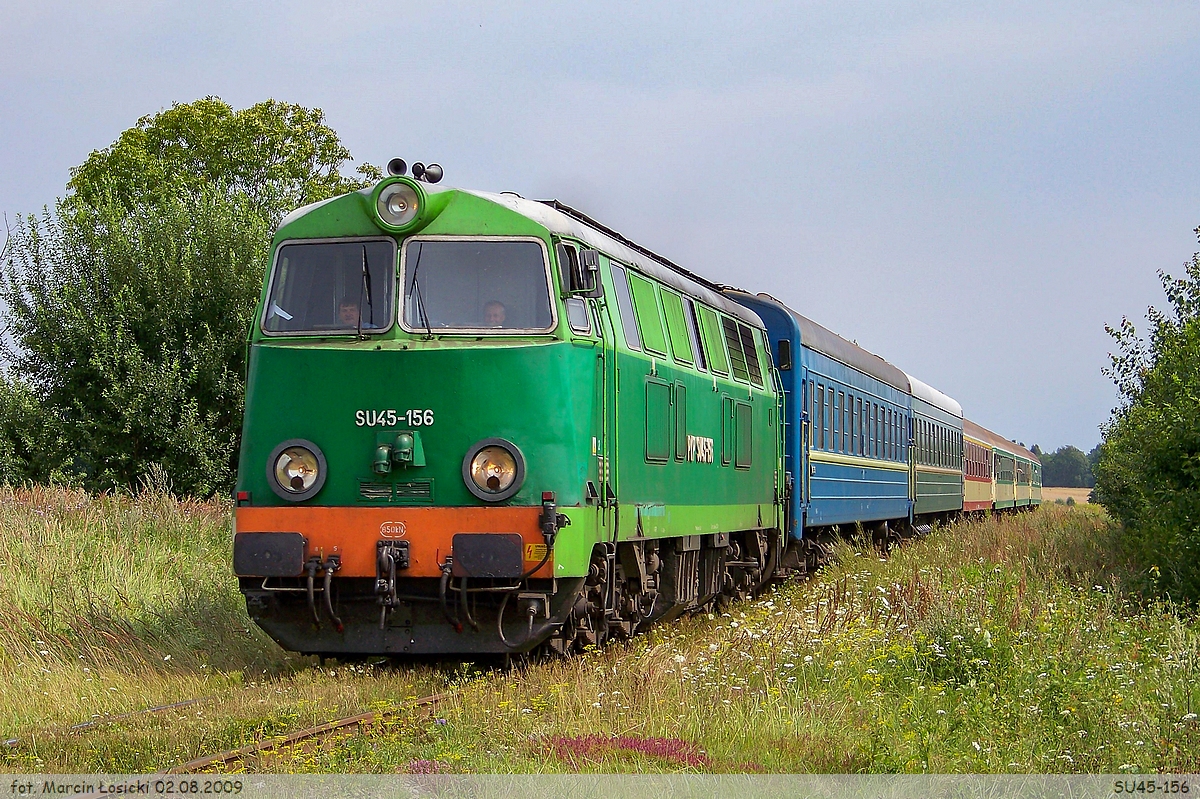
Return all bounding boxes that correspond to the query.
[233,162,785,656]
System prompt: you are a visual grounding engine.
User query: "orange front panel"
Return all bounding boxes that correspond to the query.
[236,505,550,578]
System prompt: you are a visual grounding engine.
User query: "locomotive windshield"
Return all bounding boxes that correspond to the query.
[263,239,396,335]
[401,238,554,333]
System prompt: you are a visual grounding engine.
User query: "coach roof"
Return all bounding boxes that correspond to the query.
[735,293,909,391]
[906,373,963,418]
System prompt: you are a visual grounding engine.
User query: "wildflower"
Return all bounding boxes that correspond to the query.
[405,759,443,774]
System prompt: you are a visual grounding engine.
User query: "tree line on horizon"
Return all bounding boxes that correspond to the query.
[1,98,1197,604]
[1030,444,1099,489]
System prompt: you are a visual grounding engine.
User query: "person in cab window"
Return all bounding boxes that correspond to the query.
[484,300,507,327]
[339,298,378,329]
[339,299,360,327]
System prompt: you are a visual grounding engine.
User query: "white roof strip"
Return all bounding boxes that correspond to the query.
[905,372,963,418]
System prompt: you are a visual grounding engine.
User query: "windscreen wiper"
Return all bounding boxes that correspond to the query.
[357,244,375,339]
[409,242,433,340]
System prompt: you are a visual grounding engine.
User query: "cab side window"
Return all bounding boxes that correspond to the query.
[659,288,695,366]
[609,264,642,351]
[627,271,668,356]
[564,298,591,334]
[683,298,708,372]
[696,305,730,376]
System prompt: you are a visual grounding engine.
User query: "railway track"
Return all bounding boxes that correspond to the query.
[2,697,210,748]
[166,692,450,774]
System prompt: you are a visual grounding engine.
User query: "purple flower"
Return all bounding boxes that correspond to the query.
[404,759,443,774]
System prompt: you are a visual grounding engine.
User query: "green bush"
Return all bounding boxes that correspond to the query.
[0,98,374,495]
[1,189,267,495]
[1094,225,1200,602]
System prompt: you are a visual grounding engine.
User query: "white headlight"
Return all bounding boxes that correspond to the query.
[470,447,518,494]
[275,447,319,493]
[377,182,419,227]
[462,439,525,502]
[267,439,327,501]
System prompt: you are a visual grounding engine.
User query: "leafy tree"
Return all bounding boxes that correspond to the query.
[66,97,380,225]
[1040,445,1095,488]
[1094,226,1200,602]
[0,98,376,495]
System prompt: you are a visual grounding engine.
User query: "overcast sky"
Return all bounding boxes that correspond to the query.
[3,1,1198,451]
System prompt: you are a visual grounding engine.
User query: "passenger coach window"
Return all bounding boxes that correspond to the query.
[402,239,553,332]
[816,383,825,451]
[264,239,396,335]
[883,408,890,460]
[857,398,864,456]
[813,385,820,449]
[873,404,880,458]
[851,397,858,455]
[609,264,642,350]
[840,392,847,453]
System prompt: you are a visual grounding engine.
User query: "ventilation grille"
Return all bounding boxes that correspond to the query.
[359,480,434,504]
[393,480,434,503]
[359,482,393,500]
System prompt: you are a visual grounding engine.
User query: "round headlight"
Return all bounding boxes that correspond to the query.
[266,439,327,501]
[462,438,525,502]
[376,181,420,228]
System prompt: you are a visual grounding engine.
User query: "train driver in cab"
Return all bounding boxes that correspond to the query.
[483,300,507,327]
[338,298,378,329]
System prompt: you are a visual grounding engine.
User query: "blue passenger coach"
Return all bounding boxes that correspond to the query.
[724,292,912,540]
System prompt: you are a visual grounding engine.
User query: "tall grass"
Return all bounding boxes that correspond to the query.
[3,494,1198,773]
[0,486,473,773]
[261,505,1198,774]
[0,485,295,732]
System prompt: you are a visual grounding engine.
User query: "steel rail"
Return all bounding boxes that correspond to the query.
[2,697,210,748]
[166,691,450,774]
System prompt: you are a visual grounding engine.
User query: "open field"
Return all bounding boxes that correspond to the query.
[1041,487,1093,504]
[2,490,1198,773]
